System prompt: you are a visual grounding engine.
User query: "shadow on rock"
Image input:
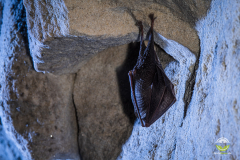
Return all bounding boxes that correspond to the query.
[116,42,139,125]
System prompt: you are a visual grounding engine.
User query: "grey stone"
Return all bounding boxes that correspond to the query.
[0,1,79,159]
[118,0,240,159]
[23,0,209,74]
[39,33,137,74]
[4,0,239,160]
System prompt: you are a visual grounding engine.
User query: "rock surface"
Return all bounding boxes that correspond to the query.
[175,0,240,159]
[119,0,240,159]
[118,27,196,160]
[23,0,211,74]
[73,42,177,160]
[1,0,240,160]
[73,44,135,160]
[0,1,79,160]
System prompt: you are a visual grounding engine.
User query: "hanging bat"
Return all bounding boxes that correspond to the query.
[128,14,176,127]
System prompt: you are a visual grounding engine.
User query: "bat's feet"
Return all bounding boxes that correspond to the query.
[149,14,157,30]
[136,21,143,28]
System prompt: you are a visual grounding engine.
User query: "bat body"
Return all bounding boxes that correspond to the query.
[128,14,176,127]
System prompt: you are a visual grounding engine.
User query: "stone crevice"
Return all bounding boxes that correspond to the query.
[182,43,201,121]
[72,73,81,160]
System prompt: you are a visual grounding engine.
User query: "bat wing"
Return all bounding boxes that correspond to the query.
[128,69,153,127]
[128,70,144,126]
[145,63,176,126]
[128,64,176,127]
[128,14,176,127]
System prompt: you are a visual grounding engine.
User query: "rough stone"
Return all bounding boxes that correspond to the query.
[0,1,79,159]
[73,44,136,160]
[72,38,178,160]
[118,0,240,159]
[118,29,196,160]
[2,0,240,160]
[175,0,240,159]
[23,0,211,74]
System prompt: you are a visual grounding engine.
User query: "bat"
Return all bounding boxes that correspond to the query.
[128,14,176,127]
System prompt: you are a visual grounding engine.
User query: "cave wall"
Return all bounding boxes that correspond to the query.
[175,0,240,159]
[23,0,205,74]
[0,0,239,160]
[119,0,240,159]
[0,1,79,160]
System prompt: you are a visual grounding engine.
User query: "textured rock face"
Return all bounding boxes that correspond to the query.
[73,44,135,160]
[1,0,240,160]
[73,42,176,160]
[118,28,196,160]
[119,0,240,159]
[0,1,79,159]
[23,0,211,74]
[174,0,240,159]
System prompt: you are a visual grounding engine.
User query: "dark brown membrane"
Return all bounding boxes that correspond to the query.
[128,14,176,127]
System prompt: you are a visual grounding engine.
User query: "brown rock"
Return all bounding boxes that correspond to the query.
[73,42,176,160]
[73,44,137,160]
[0,1,79,159]
[7,68,80,160]
[1,0,213,159]
[23,0,211,74]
